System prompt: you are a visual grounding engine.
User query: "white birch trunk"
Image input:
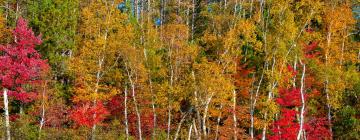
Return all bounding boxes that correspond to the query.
[174,114,187,140]
[166,106,172,140]
[202,93,213,138]
[144,48,157,139]
[131,80,142,140]
[297,62,306,140]
[126,65,142,140]
[191,0,195,41]
[130,78,142,140]
[250,65,265,139]
[232,90,238,140]
[39,81,47,139]
[325,30,333,138]
[187,123,193,140]
[3,88,11,140]
[124,87,129,140]
[215,104,223,140]
[193,119,200,140]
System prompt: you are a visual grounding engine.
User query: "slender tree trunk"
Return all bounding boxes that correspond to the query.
[232,90,238,140]
[191,71,202,139]
[250,64,265,139]
[174,114,187,140]
[250,0,254,18]
[224,0,227,9]
[325,31,333,139]
[187,123,193,140]
[166,38,176,140]
[193,90,202,139]
[124,87,129,140]
[149,78,157,139]
[39,81,47,139]
[3,88,11,140]
[202,93,213,138]
[262,57,276,140]
[191,0,195,41]
[261,112,268,140]
[5,1,9,21]
[91,116,97,140]
[126,65,143,140]
[297,61,306,140]
[91,57,103,140]
[166,69,174,140]
[132,81,142,140]
[234,0,238,17]
[193,119,200,140]
[123,61,142,140]
[325,79,332,137]
[15,0,19,20]
[166,105,172,140]
[144,49,157,139]
[215,104,223,140]
[186,7,190,26]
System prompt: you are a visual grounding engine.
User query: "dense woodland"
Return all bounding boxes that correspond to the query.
[0,0,359,139]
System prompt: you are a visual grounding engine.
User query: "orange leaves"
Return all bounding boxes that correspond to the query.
[324,3,355,33]
[70,102,109,128]
[303,41,321,59]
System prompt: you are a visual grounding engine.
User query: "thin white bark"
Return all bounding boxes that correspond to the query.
[144,49,157,139]
[3,88,10,140]
[166,38,175,140]
[191,0,195,41]
[262,57,277,140]
[202,93,214,138]
[193,119,199,140]
[261,113,268,140]
[191,71,202,139]
[39,81,47,139]
[166,103,172,140]
[124,87,129,140]
[250,0,254,18]
[125,64,143,140]
[297,61,306,140]
[215,104,223,140]
[187,123,193,140]
[250,62,266,139]
[173,114,187,140]
[91,56,103,140]
[325,29,333,138]
[232,90,238,140]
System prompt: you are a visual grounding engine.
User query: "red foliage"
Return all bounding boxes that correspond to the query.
[0,17,49,103]
[128,108,155,138]
[107,95,125,117]
[303,42,320,59]
[269,109,300,140]
[305,117,331,140]
[70,102,109,128]
[44,101,70,127]
[9,114,20,122]
[269,87,302,140]
[269,86,330,139]
[276,88,302,107]
[287,65,298,77]
[305,28,314,33]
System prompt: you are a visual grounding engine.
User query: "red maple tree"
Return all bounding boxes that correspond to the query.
[269,65,330,140]
[70,102,109,128]
[0,17,49,103]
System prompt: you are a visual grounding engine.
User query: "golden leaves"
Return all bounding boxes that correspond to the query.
[71,0,134,103]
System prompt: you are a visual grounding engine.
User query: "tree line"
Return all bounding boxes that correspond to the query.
[0,0,359,139]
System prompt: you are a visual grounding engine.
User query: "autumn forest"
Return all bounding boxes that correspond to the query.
[0,0,359,139]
